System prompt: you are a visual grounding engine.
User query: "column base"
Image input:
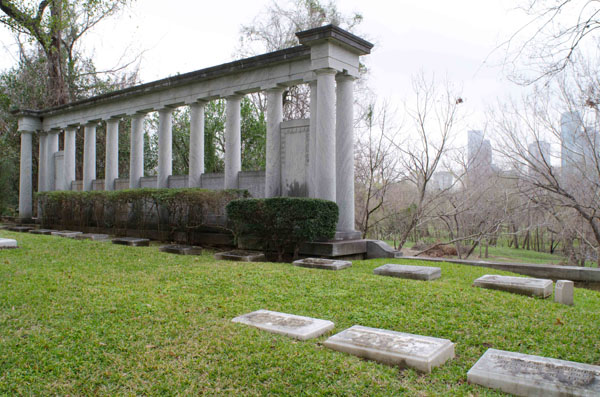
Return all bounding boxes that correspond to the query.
[333,230,362,241]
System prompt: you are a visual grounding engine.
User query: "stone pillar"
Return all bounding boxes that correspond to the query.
[308,80,318,198]
[315,69,337,202]
[336,74,356,233]
[38,132,47,192]
[189,102,205,187]
[18,131,33,220]
[46,131,59,191]
[265,87,284,197]
[225,95,242,189]
[129,114,145,189]
[83,122,97,191]
[105,119,119,191]
[157,108,173,189]
[64,126,76,191]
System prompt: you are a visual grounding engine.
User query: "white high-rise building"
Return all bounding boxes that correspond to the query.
[467,130,492,184]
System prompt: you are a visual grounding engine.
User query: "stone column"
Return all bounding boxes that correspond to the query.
[105,119,119,191]
[83,122,97,191]
[189,102,205,187]
[64,126,76,191]
[157,108,173,189]
[308,80,318,198]
[38,132,47,192]
[18,131,33,220]
[46,131,59,191]
[315,69,337,202]
[336,74,357,234]
[265,87,284,197]
[129,114,145,189]
[225,95,242,189]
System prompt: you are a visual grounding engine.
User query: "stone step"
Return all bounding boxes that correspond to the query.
[29,229,58,235]
[473,275,553,298]
[232,309,334,340]
[467,348,600,396]
[323,325,455,373]
[51,231,83,238]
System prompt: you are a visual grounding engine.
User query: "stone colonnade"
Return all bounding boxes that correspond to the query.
[16,25,373,238]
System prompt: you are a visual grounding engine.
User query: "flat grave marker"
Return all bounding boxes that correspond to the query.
[112,237,150,247]
[373,263,441,281]
[473,274,553,298]
[232,309,334,340]
[29,229,58,235]
[0,238,17,249]
[467,348,600,396]
[292,257,351,270]
[8,226,33,233]
[214,250,265,262]
[159,245,203,255]
[323,325,455,373]
[75,233,110,241]
[51,230,83,238]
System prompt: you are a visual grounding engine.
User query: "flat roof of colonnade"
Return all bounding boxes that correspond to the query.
[14,25,373,131]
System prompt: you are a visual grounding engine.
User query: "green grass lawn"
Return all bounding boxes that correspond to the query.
[1,231,599,395]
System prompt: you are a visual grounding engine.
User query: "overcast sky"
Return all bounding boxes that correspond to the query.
[0,0,531,133]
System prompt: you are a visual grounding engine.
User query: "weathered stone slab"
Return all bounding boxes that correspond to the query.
[232,309,334,340]
[323,325,455,373]
[112,237,150,247]
[467,348,600,396]
[75,233,110,241]
[555,280,574,306]
[293,257,351,270]
[373,264,441,281]
[214,250,265,262]
[51,230,83,238]
[8,226,33,233]
[159,244,203,255]
[473,275,553,298]
[0,238,17,249]
[29,229,58,235]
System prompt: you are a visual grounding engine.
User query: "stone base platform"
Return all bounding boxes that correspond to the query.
[51,230,83,238]
[298,239,401,260]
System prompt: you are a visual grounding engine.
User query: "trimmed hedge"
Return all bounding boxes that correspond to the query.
[36,188,249,234]
[226,197,338,260]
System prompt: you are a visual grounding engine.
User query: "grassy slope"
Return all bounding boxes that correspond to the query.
[0,232,599,396]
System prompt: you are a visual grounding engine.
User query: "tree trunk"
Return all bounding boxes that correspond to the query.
[48,1,68,105]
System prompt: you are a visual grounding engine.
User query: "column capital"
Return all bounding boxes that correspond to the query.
[84,121,98,128]
[17,115,42,133]
[225,94,243,100]
[105,118,120,126]
[264,86,286,94]
[188,100,207,108]
[336,73,357,82]
[315,68,338,76]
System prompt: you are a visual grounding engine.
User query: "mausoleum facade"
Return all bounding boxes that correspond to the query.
[15,25,372,237]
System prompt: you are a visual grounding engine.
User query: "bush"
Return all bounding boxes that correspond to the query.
[36,188,250,235]
[226,197,338,260]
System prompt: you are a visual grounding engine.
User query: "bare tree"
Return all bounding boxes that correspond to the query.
[492,73,600,266]
[503,0,600,83]
[385,74,463,249]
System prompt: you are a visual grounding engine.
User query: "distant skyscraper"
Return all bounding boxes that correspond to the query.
[432,171,453,190]
[528,141,551,176]
[560,111,600,175]
[467,130,492,185]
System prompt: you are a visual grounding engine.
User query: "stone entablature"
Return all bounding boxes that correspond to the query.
[15,25,373,236]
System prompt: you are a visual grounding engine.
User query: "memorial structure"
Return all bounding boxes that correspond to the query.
[14,25,373,240]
